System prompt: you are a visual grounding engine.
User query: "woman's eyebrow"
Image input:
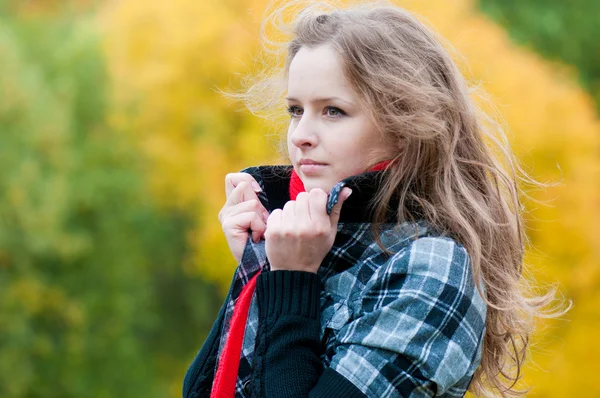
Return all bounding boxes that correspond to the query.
[285,96,354,106]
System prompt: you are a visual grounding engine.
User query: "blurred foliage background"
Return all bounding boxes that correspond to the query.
[0,0,598,397]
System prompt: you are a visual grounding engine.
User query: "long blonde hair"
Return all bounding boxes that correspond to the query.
[235,1,567,395]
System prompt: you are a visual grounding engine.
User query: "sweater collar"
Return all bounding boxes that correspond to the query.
[249,165,400,223]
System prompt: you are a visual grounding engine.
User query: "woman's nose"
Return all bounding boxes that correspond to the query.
[290,116,318,148]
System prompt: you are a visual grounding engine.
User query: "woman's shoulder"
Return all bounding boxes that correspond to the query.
[394,235,471,282]
[360,229,486,316]
[387,235,477,289]
[371,224,472,281]
[330,222,485,309]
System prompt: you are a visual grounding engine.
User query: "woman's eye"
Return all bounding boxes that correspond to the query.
[287,106,303,118]
[325,106,345,117]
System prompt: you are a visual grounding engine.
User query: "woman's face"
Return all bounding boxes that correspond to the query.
[286,44,390,193]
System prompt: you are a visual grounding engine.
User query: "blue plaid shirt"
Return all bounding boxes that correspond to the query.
[187,166,486,397]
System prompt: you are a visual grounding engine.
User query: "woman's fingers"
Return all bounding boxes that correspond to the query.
[294,192,311,228]
[219,199,269,224]
[247,212,267,242]
[281,200,296,233]
[265,208,282,239]
[222,181,268,222]
[219,173,269,262]
[225,181,257,207]
[263,187,352,272]
[222,211,267,243]
[225,173,262,197]
[307,189,328,226]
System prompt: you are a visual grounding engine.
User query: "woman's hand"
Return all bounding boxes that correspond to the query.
[218,173,270,263]
[265,187,352,273]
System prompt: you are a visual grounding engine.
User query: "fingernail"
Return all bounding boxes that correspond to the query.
[345,188,353,199]
[251,182,262,192]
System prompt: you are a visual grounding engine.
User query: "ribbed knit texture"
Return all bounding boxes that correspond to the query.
[253,270,326,397]
[309,368,366,397]
[257,270,321,319]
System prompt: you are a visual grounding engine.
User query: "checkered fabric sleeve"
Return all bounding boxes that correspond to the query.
[327,237,487,398]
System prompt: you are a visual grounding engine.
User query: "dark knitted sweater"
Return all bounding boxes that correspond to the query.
[183,268,365,397]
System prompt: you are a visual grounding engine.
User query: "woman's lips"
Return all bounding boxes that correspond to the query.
[299,163,327,175]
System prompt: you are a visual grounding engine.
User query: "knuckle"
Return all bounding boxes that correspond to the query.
[315,226,329,236]
[226,172,247,182]
[265,225,279,237]
[221,218,232,230]
[311,189,327,201]
[300,224,316,236]
[297,229,310,238]
[228,185,240,198]
[296,192,309,200]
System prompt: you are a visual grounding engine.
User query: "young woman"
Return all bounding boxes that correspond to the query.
[183,2,561,397]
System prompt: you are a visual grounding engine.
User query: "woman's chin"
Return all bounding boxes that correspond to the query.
[301,178,335,194]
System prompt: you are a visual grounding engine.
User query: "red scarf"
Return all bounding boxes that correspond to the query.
[210,160,391,398]
[210,272,260,398]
